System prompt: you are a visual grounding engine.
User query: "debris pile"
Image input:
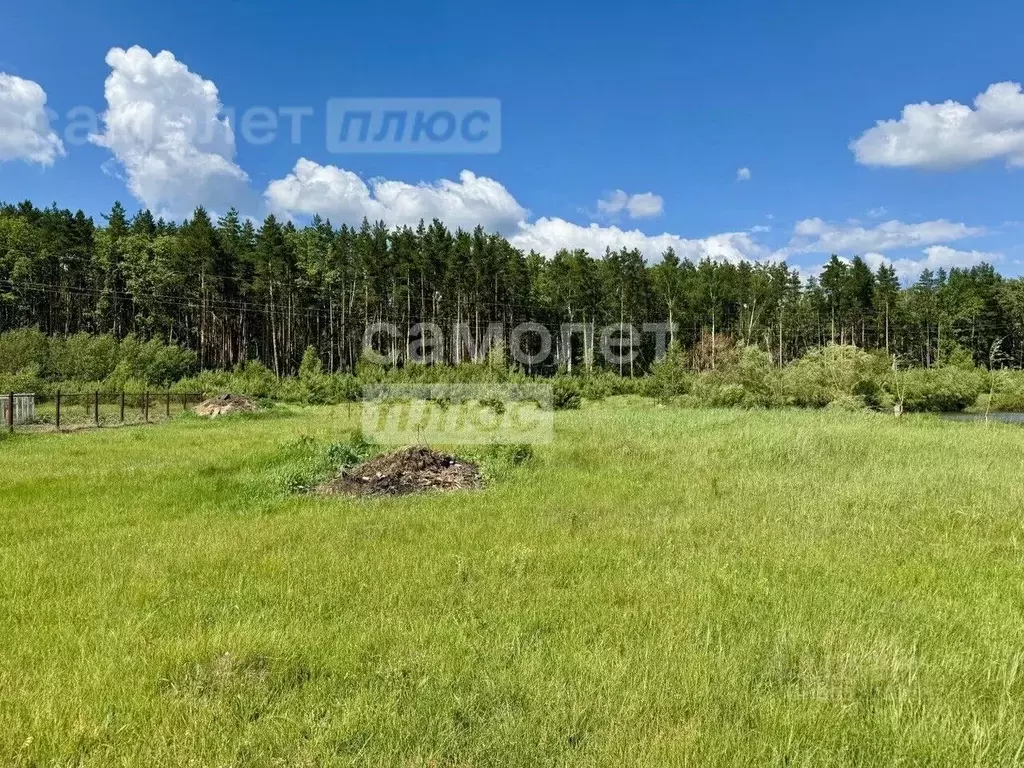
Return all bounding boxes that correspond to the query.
[320,446,481,497]
[194,393,259,418]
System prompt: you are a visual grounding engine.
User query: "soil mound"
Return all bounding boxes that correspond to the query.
[320,446,481,497]
[194,393,259,418]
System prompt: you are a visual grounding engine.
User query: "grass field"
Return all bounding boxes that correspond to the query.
[2,401,1024,766]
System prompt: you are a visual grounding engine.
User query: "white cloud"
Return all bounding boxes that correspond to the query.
[789,217,983,254]
[851,82,1024,169]
[0,73,64,166]
[509,218,765,263]
[90,46,249,216]
[595,189,664,219]
[736,167,751,182]
[867,206,888,219]
[864,246,1002,280]
[266,161,767,262]
[265,158,527,233]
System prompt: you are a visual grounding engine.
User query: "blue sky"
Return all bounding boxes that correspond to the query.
[1,0,1023,280]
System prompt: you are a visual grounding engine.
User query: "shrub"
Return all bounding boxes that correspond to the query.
[983,370,1024,412]
[0,364,46,395]
[701,382,747,408]
[486,443,534,466]
[782,345,881,408]
[552,378,582,410]
[729,346,782,407]
[0,328,49,375]
[644,342,692,401]
[825,393,868,412]
[480,395,507,414]
[896,366,985,412]
[277,430,374,493]
[51,333,119,381]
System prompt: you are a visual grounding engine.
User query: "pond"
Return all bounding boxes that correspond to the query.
[938,412,1024,424]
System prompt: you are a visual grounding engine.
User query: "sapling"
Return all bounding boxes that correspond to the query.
[985,338,1005,425]
[891,354,906,418]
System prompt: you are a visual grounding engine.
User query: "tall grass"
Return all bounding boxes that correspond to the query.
[2,403,1024,765]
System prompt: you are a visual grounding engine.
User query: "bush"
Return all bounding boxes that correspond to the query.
[722,346,782,407]
[577,371,639,400]
[895,366,985,412]
[276,430,374,493]
[782,345,882,408]
[0,328,49,374]
[644,342,693,401]
[480,395,507,414]
[699,382,747,408]
[824,393,868,412]
[0,364,46,395]
[984,370,1024,412]
[552,378,582,410]
[0,330,196,388]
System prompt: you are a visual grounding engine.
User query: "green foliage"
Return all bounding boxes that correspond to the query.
[782,345,882,408]
[644,342,693,401]
[694,345,783,408]
[0,364,45,395]
[465,442,537,481]
[0,328,49,374]
[480,395,507,414]
[0,326,1016,417]
[298,345,324,379]
[0,330,196,391]
[980,370,1024,412]
[275,429,375,493]
[576,371,642,400]
[897,366,985,412]
[552,377,582,410]
[2,197,1022,383]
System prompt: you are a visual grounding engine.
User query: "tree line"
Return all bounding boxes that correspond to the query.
[3,199,1024,376]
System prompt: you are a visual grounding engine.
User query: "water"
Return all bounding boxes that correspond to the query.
[938,412,1024,424]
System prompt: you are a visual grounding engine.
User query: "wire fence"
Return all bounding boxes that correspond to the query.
[3,391,206,433]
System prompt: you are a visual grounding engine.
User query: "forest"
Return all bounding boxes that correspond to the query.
[3,198,1024,377]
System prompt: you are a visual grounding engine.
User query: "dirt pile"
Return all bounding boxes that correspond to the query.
[320,446,482,497]
[194,393,259,418]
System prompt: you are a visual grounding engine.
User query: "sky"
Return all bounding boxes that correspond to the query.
[1,0,1023,281]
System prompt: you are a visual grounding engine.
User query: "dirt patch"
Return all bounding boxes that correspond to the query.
[194,393,259,418]
[319,446,482,497]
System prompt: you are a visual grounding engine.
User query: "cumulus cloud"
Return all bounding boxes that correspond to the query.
[736,167,751,182]
[265,158,527,233]
[595,189,664,219]
[266,160,769,262]
[788,217,983,254]
[851,82,1024,169]
[864,246,1002,280]
[90,46,249,216]
[0,73,64,165]
[509,218,766,263]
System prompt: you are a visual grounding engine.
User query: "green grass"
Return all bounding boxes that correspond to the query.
[3,401,1024,766]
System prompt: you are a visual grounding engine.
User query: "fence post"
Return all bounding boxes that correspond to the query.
[166,392,171,418]
[55,389,62,431]
[120,392,126,423]
[144,392,149,423]
[94,391,100,427]
[6,392,12,434]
